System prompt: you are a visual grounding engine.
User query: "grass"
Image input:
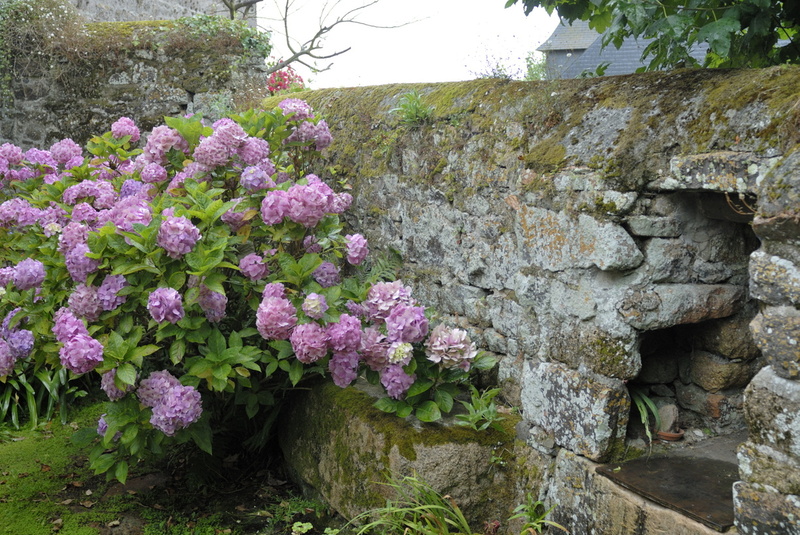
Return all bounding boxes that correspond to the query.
[0,399,346,535]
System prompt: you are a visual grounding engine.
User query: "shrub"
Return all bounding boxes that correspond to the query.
[0,98,494,481]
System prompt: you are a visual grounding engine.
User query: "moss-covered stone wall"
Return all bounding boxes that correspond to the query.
[269,67,800,534]
[0,17,269,149]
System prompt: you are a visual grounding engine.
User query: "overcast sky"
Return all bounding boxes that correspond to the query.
[257,0,559,89]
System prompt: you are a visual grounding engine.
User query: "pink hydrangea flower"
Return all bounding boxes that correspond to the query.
[360,327,390,372]
[68,283,103,321]
[49,138,82,165]
[137,370,182,408]
[329,350,359,387]
[345,234,368,265]
[424,324,478,370]
[261,190,290,225]
[290,322,329,363]
[239,253,269,281]
[97,275,128,311]
[279,98,314,121]
[157,214,201,258]
[256,296,297,340]
[0,339,15,377]
[111,117,140,142]
[149,383,203,436]
[365,280,415,323]
[327,313,362,352]
[52,307,88,343]
[386,304,429,344]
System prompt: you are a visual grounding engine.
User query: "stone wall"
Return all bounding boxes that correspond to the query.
[0,17,268,150]
[67,0,232,22]
[271,67,800,533]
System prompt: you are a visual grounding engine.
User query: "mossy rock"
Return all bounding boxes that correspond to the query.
[277,380,535,528]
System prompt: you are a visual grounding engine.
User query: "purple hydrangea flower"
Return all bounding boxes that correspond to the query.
[360,327,390,371]
[237,137,270,165]
[101,368,135,401]
[120,179,145,198]
[240,166,268,191]
[262,282,286,300]
[198,285,227,323]
[137,370,182,408]
[140,162,168,183]
[111,117,140,142]
[158,215,201,258]
[7,329,34,359]
[68,283,103,321]
[52,307,88,343]
[290,322,329,363]
[279,98,314,121]
[327,313,362,352]
[380,363,416,400]
[49,138,82,165]
[239,253,268,281]
[0,267,14,287]
[139,125,188,166]
[221,197,248,232]
[329,350,359,387]
[0,339,15,377]
[211,119,247,150]
[345,300,368,318]
[365,281,415,323]
[302,293,328,319]
[0,143,24,165]
[65,243,100,284]
[62,180,117,209]
[261,190,290,225]
[102,196,153,233]
[97,275,128,311]
[71,203,99,226]
[385,304,429,344]
[256,296,297,340]
[331,192,353,213]
[59,333,104,374]
[13,258,45,291]
[345,234,368,265]
[147,287,184,324]
[0,198,38,228]
[313,262,340,288]
[193,135,231,168]
[303,235,322,254]
[149,383,203,436]
[58,222,89,253]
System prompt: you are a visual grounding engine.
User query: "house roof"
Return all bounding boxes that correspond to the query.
[537,19,600,52]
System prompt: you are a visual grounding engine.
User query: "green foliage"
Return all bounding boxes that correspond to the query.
[509,494,568,534]
[349,474,476,535]
[176,13,272,59]
[454,384,506,432]
[374,352,496,423]
[629,385,661,444]
[524,52,548,81]
[390,90,434,127]
[505,0,800,70]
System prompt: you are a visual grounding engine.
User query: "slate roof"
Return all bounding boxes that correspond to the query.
[537,19,599,52]
[539,18,709,78]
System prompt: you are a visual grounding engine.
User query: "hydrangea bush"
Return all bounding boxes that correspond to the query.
[0,99,493,482]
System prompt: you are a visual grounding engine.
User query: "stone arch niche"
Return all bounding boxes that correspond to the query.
[624,187,764,444]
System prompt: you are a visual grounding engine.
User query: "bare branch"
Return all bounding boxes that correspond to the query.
[252,0,418,76]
